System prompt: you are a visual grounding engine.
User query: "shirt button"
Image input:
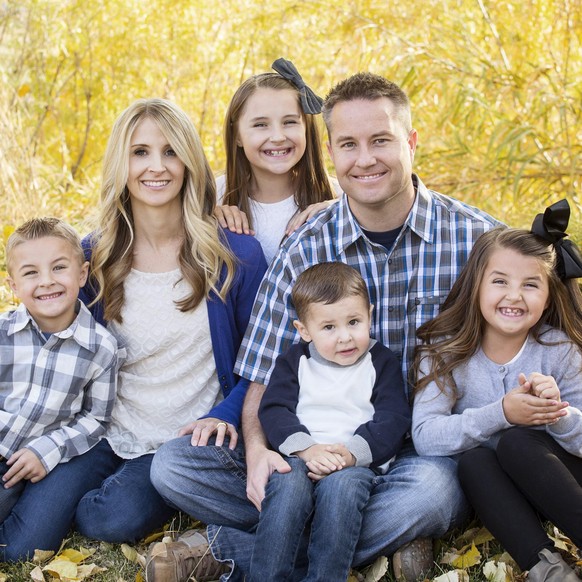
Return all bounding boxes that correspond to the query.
[388,306,394,312]
[499,366,506,373]
[388,259,392,264]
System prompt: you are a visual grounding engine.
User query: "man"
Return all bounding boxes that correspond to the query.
[150,72,501,582]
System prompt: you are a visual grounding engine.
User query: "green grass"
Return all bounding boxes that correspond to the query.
[0,517,579,581]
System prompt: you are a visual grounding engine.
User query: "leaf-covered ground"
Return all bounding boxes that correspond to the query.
[0,516,579,582]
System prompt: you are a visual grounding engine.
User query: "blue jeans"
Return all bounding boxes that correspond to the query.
[249,457,373,582]
[152,437,469,581]
[0,461,25,523]
[0,441,119,561]
[75,439,176,543]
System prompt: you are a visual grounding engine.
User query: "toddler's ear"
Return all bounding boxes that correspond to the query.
[293,319,312,343]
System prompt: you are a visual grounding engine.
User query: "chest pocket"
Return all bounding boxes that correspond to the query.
[409,294,447,331]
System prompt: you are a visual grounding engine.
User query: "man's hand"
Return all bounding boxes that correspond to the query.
[245,448,291,511]
[3,448,47,488]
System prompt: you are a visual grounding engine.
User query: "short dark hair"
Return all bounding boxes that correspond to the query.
[291,262,370,322]
[322,72,412,133]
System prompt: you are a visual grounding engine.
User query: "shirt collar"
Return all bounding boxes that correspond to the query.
[334,174,435,253]
[8,300,98,352]
[404,174,436,244]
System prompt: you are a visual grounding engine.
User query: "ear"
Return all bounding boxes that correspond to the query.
[293,319,312,343]
[79,261,90,287]
[326,140,334,163]
[7,276,17,295]
[407,129,418,161]
[369,304,374,318]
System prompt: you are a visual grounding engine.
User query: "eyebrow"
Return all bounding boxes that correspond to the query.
[334,130,394,142]
[489,269,543,280]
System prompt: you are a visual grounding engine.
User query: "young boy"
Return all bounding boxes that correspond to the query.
[0,217,122,560]
[252,262,411,581]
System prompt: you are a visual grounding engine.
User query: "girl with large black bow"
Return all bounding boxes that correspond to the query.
[412,200,582,581]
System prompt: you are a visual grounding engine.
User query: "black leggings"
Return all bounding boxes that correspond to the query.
[458,427,582,571]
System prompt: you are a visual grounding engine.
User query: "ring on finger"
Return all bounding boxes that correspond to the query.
[216,421,228,429]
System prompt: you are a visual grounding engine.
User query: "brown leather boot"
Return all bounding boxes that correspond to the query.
[145,529,230,582]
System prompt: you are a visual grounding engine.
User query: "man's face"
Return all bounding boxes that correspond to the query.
[327,98,417,227]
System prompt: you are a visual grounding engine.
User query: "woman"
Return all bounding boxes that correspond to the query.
[76,98,267,542]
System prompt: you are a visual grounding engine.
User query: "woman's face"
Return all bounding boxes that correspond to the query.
[127,117,185,213]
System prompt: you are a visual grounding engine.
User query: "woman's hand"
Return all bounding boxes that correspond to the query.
[285,199,338,235]
[178,417,238,449]
[214,205,253,235]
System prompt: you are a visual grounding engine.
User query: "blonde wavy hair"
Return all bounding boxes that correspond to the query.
[90,98,236,323]
[414,227,582,399]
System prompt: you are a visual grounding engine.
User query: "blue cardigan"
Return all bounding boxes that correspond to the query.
[79,229,267,428]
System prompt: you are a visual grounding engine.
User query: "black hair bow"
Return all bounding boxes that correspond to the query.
[531,199,582,280]
[271,58,323,115]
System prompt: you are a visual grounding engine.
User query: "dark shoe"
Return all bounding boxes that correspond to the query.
[145,529,229,582]
[527,548,580,581]
[392,538,433,581]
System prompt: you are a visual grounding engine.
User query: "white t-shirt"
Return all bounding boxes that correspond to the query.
[106,268,221,458]
[216,174,341,264]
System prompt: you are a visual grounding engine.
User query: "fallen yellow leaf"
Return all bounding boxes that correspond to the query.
[483,560,513,582]
[121,544,140,563]
[76,564,107,579]
[43,558,78,578]
[30,566,45,582]
[451,543,481,569]
[58,548,94,564]
[433,570,469,582]
[33,549,55,564]
[363,556,389,582]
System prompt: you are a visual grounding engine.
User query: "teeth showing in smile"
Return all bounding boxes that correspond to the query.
[499,307,524,316]
[264,148,291,157]
[37,292,62,301]
[143,181,170,187]
[355,173,383,180]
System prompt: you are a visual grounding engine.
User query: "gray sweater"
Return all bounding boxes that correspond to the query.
[412,328,582,457]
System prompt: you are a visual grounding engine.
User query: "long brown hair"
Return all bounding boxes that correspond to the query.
[223,73,334,230]
[414,227,582,399]
[91,98,236,323]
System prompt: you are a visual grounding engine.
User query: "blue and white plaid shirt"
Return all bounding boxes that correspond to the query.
[235,175,501,395]
[0,301,122,472]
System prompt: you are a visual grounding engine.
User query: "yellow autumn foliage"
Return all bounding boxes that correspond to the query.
[1,0,581,311]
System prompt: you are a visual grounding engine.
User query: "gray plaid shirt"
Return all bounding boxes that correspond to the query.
[0,301,122,472]
[235,175,501,395]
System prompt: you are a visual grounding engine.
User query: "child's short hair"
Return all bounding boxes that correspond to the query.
[6,217,85,274]
[291,262,370,322]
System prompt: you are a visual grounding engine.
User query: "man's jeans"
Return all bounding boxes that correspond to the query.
[152,436,469,581]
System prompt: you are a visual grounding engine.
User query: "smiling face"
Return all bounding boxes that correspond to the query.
[235,87,307,187]
[293,295,373,366]
[479,247,550,348]
[8,236,89,333]
[127,117,186,213]
[327,98,417,230]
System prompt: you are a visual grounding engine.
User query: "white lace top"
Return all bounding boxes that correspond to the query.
[106,269,221,459]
